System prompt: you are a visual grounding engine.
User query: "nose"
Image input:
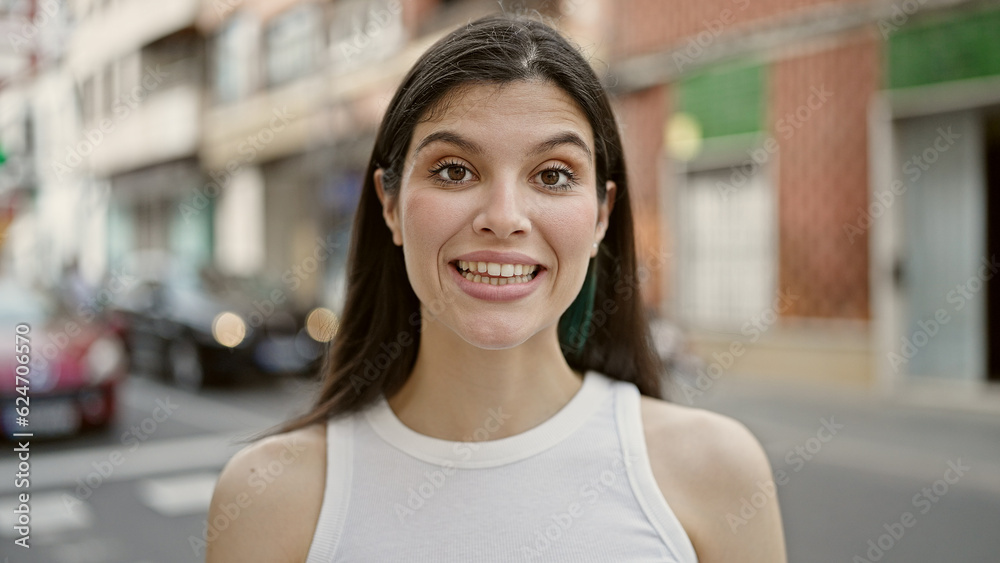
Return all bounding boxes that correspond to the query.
[472,174,531,239]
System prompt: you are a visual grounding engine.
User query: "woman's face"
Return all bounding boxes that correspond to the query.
[375,79,614,349]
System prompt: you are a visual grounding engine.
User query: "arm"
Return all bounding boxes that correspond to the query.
[690,411,788,562]
[205,423,327,563]
[642,399,788,563]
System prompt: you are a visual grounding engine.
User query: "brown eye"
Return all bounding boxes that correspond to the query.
[447,166,466,181]
[541,170,560,185]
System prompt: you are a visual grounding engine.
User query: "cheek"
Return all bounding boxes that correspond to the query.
[401,191,459,243]
[536,203,597,257]
[399,191,465,279]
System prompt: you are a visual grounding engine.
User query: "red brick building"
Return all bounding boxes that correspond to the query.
[586,0,1000,389]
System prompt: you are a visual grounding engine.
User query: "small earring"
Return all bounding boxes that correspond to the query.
[593,241,598,249]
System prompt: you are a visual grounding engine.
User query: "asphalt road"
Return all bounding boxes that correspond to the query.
[0,372,318,563]
[1,370,998,562]
[693,375,1000,563]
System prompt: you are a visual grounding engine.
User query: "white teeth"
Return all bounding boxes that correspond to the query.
[462,269,537,285]
[457,260,540,279]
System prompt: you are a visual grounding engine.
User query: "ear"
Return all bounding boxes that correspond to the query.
[596,180,616,242]
[374,168,402,247]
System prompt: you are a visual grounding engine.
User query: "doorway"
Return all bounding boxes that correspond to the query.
[985,110,1000,382]
[896,109,986,381]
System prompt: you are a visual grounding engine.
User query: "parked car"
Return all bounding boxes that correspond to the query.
[109,252,335,390]
[0,278,127,439]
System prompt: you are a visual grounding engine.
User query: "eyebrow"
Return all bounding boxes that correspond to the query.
[412,130,593,163]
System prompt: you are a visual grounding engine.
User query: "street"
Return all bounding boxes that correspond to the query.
[1,371,998,562]
[0,373,318,563]
[695,376,1000,563]
[3,0,999,561]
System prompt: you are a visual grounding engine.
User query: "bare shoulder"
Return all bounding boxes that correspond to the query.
[639,396,787,563]
[205,422,327,563]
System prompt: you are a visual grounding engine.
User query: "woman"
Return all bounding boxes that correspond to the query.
[206,12,786,563]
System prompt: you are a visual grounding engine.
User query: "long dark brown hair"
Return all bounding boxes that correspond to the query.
[267,12,668,438]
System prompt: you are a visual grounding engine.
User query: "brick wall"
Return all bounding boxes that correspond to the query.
[611,0,874,58]
[772,30,878,319]
[606,0,881,320]
[615,84,669,308]
[404,0,446,35]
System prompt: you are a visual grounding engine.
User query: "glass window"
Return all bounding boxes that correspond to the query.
[80,75,96,123]
[265,5,321,87]
[329,0,404,73]
[215,14,258,103]
[677,164,776,329]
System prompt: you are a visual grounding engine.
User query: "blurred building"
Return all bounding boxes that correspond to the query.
[602,0,1000,391]
[2,0,998,393]
[0,0,78,284]
[194,0,412,311]
[67,0,210,277]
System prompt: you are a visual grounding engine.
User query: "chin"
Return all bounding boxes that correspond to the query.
[456,320,536,350]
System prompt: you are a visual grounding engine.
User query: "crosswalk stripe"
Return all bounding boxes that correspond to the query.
[0,432,244,496]
[135,471,219,517]
[0,490,93,540]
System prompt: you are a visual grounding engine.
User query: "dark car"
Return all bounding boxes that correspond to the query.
[109,252,335,390]
[0,278,127,439]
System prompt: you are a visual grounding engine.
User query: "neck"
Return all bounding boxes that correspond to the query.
[386,315,584,442]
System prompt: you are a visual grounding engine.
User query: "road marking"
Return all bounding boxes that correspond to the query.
[0,433,244,496]
[0,376,293,496]
[136,471,219,517]
[0,490,93,540]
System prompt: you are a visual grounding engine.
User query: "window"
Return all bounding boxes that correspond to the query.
[329,0,404,73]
[80,75,96,123]
[103,61,117,116]
[141,28,203,93]
[214,14,259,103]
[265,5,321,87]
[677,165,776,329]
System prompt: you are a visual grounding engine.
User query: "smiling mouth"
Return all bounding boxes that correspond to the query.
[452,260,542,285]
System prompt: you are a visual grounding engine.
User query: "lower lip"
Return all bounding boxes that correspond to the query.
[449,264,546,302]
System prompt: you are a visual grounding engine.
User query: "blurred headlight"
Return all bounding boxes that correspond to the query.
[212,311,247,348]
[85,335,125,384]
[305,307,339,343]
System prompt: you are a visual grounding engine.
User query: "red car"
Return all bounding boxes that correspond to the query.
[1,278,128,439]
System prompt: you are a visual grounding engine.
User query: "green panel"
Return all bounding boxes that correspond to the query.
[676,61,764,139]
[888,6,1000,89]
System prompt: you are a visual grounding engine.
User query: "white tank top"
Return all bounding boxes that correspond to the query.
[306,369,699,562]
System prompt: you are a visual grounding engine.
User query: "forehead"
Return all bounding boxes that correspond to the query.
[407,80,594,159]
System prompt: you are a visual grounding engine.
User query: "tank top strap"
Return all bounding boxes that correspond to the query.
[305,415,354,563]
[613,380,700,563]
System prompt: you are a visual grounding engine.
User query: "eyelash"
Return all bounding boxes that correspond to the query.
[427,160,580,191]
